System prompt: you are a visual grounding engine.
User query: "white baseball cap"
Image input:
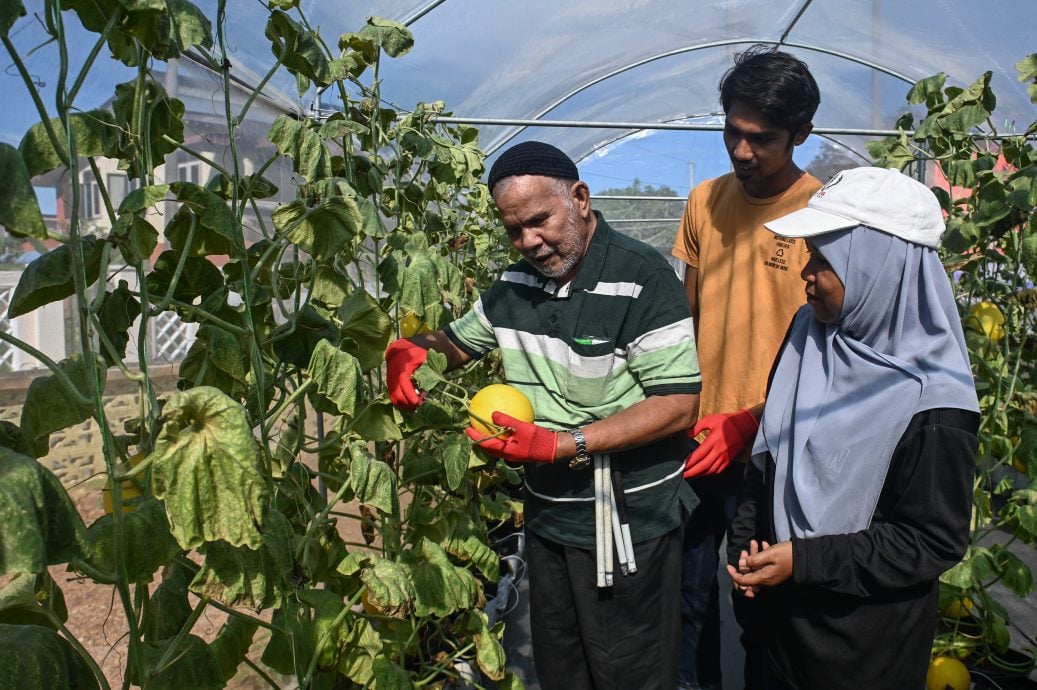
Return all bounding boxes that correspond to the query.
[764,166,946,248]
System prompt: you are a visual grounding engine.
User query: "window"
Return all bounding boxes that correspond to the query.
[81,174,101,218]
[177,161,200,185]
[107,173,140,208]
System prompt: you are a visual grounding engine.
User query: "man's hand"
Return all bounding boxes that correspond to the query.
[683,408,759,478]
[465,412,559,464]
[385,339,428,411]
[727,540,793,597]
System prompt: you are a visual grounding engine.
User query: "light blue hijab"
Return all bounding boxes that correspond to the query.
[753,225,979,542]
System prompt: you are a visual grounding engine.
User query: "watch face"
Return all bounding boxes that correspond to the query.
[569,455,591,470]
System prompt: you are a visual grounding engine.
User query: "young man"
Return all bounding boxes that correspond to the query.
[670,47,821,690]
[386,141,702,689]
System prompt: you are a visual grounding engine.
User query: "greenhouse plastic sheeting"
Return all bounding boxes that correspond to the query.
[4,0,1035,172]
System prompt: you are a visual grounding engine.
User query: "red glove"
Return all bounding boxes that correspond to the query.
[683,408,759,479]
[465,412,559,464]
[385,339,427,411]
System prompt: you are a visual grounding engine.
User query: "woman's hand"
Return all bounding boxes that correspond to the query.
[727,540,794,597]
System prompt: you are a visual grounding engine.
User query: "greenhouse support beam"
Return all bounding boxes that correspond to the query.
[431,116,910,138]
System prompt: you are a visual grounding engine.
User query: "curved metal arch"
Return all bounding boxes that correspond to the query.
[486,37,918,156]
[402,0,450,26]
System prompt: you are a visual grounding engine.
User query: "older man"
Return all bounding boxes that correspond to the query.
[385,141,701,689]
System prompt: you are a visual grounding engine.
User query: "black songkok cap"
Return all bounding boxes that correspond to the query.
[487,141,579,193]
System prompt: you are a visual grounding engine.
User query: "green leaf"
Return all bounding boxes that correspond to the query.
[119,0,213,61]
[18,110,117,177]
[268,114,333,182]
[134,634,224,690]
[0,448,89,575]
[359,16,413,58]
[400,252,444,320]
[273,196,360,260]
[142,560,194,642]
[372,656,415,689]
[310,264,352,310]
[1021,226,1037,279]
[0,143,46,239]
[413,508,499,582]
[111,215,160,264]
[178,324,249,398]
[992,545,1033,597]
[338,289,393,372]
[8,236,104,318]
[20,355,101,458]
[209,615,258,683]
[110,79,185,178]
[151,386,267,550]
[443,435,468,492]
[1,0,26,36]
[307,339,362,416]
[406,539,482,617]
[146,251,225,303]
[347,440,396,515]
[350,401,403,442]
[461,609,506,681]
[907,72,947,107]
[360,557,416,619]
[270,303,338,369]
[165,181,243,256]
[190,510,295,611]
[85,498,179,583]
[0,624,99,689]
[336,615,382,686]
[97,281,142,366]
[261,589,349,674]
[266,10,331,93]
[0,571,68,628]
[205,173,278,201]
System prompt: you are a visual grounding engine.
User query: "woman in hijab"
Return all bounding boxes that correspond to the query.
[726,167,980,690]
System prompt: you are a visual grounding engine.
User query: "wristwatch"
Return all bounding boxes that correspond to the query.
[568,427,591,470]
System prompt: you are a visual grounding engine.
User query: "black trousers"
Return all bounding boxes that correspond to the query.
[527,527,682,690]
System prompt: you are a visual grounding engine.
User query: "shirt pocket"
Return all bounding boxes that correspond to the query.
[564,320,618,407]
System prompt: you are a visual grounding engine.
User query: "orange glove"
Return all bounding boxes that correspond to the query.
[385,339,427,411]
[465,412,559,464]
[683,408,759,478]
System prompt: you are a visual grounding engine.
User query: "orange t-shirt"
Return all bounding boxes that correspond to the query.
[672,172,822,421]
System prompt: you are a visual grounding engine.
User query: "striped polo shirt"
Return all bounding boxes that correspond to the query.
[446,214,701,548]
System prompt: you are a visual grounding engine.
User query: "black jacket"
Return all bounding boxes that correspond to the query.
[728,407,980,690]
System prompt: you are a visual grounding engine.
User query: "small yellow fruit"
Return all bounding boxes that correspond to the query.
[926,656,970,690]
[102,453,146,514]
[400,311,430,338]
[468,384,534,436]
[943,597,974,619]
[969,301,1005,342]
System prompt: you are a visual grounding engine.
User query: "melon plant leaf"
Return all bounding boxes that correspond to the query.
[132,634,224,690]
[85,499,179,584]
[338,289,392,372]
[178,324,249,398]
[460,609,506,681]
[307,339,362,416]
[270,303,338,369]
[119,0,213,60]
[8,236,104,318]
[146,251,225,303]
[150,386,266,550]
[273,196,360,261]
[110,79,185,178]
[0,623,99,690]
[336,615,382,687]
[372,656,415,689]
[310,264,352,310]
[406,539,483,617]
[111,216,160,264]
[165,181,243,256]
[347,440,395,515]
[209,615,259,682]
[0,143,47,239]
[400,251,443,319]
[18,110,117,177]
[97,280,142,366]
[119,184,171,214]
[261,589,348,674]
[268,114,332,182]
[0,571,68,628]
[442,435,468,492]
[0,448,89,575]
[359,16,413,58]
[359,556,416,619]
[21,355,102,458]
[266,10,331,93]
[190,509,295,611]
[350,401,403,442]
[142,560,194,642]
[412,508,499,582]
[205,172,278,200]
